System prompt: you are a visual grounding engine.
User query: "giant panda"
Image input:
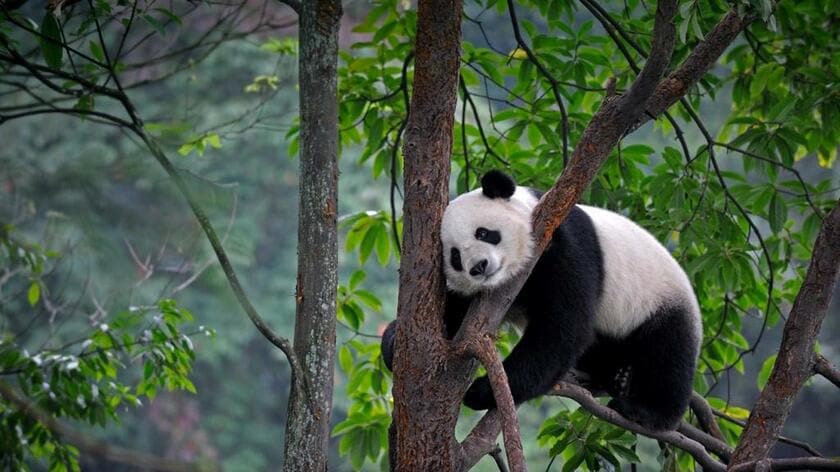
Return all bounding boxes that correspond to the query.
[382,170,702,430]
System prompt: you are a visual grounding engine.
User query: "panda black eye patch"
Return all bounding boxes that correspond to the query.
[450,247,463,271]
[475,227,501,245]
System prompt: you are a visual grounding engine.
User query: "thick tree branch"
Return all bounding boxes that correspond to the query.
[0,381,212,472]
[631,10,749,131]
[730,200,840,466]
[814,355,840,388]
[466,337,526,472]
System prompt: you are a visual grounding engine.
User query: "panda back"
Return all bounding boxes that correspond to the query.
[578,205,701,341]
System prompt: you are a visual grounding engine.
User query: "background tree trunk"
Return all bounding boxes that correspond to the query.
[282,1,341,470]
[729,200,840,467]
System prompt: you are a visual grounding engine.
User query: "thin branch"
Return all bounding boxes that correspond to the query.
[490,446,510,472]
[0,381,212,471]
[814,355,840,388]
[459,76,509,166]
[688,391,725,442]
[676,421,732,462]
[713,410,825,457]
[132,127,310,408]
[632,9,750,131]
[506,0,568,166]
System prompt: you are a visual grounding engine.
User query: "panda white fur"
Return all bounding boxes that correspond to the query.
[382,170,702,430]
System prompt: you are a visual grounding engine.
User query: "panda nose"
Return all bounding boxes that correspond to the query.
[469,259,488,277]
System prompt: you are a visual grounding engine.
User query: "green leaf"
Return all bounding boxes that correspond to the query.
[40,13,64,68]
[768,193,786,233]
[27,282,40,306]
[338,345,353,373]
[757,354,777,391]
[375,227,391,266]
[562,450,585,472]
[349,270,366,290]
[142,14,166,36]
[153,8,182,25]
[355,290,382,312]
[88,40,105,63]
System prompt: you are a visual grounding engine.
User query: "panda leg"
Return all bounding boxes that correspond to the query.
[464,315,594,410]
[608,305,699,431]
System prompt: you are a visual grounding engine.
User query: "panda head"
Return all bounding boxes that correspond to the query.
[441,170,538,295]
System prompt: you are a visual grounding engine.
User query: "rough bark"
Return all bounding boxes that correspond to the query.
[729,200,840,467]
[630,9,748,132]
[282,1,341,470]
[390,0,466,469]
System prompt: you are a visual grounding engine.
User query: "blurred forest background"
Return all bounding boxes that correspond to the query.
[1,0,839,470]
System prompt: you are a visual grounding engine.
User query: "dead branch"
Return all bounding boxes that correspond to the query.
[730,200,840,466]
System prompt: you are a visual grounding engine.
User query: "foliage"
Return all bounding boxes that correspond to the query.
[0,228,205,471]
[330,0,840,469]
[3,0,840,469]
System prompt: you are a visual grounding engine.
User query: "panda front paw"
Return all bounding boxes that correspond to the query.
[463,377,495,410]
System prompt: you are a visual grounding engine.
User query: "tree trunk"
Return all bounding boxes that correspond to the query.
[729,200,840,467]
[282,1,341,470]
[390,0,466,469]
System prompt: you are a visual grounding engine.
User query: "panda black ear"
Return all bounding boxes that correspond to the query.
[481,170,516,199]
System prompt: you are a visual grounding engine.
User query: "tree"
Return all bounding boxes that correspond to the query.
[3,0,840,470]
[1,0,341,469]
[333,0,840,470]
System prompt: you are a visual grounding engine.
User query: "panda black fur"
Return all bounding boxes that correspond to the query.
[384,170,702,431]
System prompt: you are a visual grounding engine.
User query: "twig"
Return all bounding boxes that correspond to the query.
[490,446,510,472]
[814,355,840,388]
[713,410,825,457]
[505,0,568,166]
